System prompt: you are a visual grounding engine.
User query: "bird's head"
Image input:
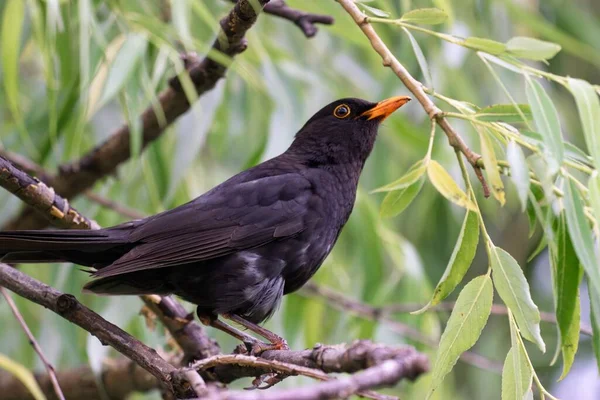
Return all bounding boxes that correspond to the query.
[289,96,411,166]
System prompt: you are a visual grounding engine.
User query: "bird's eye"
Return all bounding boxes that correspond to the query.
[333,104,351,119]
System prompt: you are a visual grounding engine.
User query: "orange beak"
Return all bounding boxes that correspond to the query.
[360,96,411,121]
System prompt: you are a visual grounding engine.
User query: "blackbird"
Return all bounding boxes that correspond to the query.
[1,96,410,350]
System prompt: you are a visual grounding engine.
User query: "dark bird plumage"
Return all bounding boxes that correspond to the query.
[0,96,410,329]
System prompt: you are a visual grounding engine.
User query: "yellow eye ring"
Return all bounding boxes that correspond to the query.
[333,104,351,119]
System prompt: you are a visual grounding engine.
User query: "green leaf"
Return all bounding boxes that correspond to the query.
[400,8,448,25]
[501,345,533,400]
[379,177,424,217]
[361,4,390,18]
[506,140,530,211]
[463,37,507,55]
[99,33,148,108]
[475,104,532,123]
[568,78,600,168]
[414,210,479,314]
[564,180,600,300]
[490,246,545,351]
[506,36,561,61]
[0,354,46,400]
[479,130,506,205]
[589,286,600,372]
[427,160,477,211]
[589,172,600,226]
[525,77,565,173]
[372,159,427,193]
[427,275,493,398]
[402,27,434,90]
[1,0,23,118]
[551,214,582,379]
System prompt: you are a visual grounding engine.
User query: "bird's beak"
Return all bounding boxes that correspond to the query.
[360,96,412,121]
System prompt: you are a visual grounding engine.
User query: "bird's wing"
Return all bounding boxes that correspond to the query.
[93,172,316,278]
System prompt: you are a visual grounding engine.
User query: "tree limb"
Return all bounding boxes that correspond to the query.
[335,0,490,197]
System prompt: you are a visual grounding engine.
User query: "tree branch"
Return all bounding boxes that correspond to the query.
[335,0,490,197]
[241,0,334,37]
[0,262,195,397]
[5,0,271,231]
[0,357,159,400]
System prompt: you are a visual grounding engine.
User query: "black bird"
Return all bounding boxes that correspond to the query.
[0,96,410,350]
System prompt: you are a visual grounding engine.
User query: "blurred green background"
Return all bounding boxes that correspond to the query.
[0,0,599,399]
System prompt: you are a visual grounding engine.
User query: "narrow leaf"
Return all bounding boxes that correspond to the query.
[501,346,532,400]
[379,177,424,218]
[427,160,477,211]
[589,172,600,226]
[568,78,600,168]
[564,180,600,299]
[475,104,532,123]
[428,275,493,398]
[506,37,561,61]
[551,214,582,379]
[506,140,530,211]
[1,0,24,123]
[463,37,507,55]
[402,27,434,90]
[490,246,545,351]
[479,130,506,205]
[361,4,390,18]
[525,77,564,173]
[414,210,479,314]
[372,159,426,193]
[400,8,448,25]
[0,354,46,400]
[589,286,600,372]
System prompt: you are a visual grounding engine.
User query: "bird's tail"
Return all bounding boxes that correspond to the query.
[0,228,134,268]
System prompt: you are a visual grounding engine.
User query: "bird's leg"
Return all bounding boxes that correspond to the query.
[197,312,271,355]
[224,314,289,351]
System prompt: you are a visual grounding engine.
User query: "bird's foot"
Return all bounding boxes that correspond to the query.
[246,372,288,390]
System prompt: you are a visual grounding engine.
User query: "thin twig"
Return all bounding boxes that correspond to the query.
[0,287,66,400]
[262,0,334,37]
[301,282,502,373]
[335,0,490,197]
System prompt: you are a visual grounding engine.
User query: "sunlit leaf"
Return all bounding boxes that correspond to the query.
[506,36,561,61]
[400,8,448,25]
[479,130,506,205]
[490,245,545,351]
[427,160,477,211]
[506,140,530,211]
[564,180,600,300]
[463,37,507,55]
[402,27,434,90]
[0,354,46,400]
[589,172,600,227]
[361,4,390,18]
[379,177,424,217]
[568,78,600,167]
[414,210,479,314]
[525,77,564,173]
[427,275,493,398]
[501,345,532,400]
[372,159,426,193]
[475,104,532,123]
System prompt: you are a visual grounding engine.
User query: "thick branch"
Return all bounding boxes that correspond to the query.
[6,0,270,231]
[335,0,490,197]
[0,155,99,230]
[205,351,427,400]
[0,358,159,400]
[0,262,194,397]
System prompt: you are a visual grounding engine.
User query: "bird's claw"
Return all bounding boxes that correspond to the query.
[245,373,287,390]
